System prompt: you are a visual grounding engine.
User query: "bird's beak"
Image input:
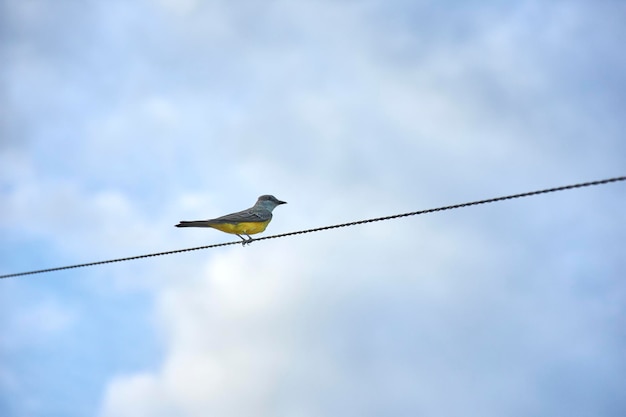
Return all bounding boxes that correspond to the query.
[277,200,287,205]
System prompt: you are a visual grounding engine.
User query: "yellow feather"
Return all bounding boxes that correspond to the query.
[208,220,271,235]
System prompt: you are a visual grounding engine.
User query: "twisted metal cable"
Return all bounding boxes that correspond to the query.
[1,176,624,279]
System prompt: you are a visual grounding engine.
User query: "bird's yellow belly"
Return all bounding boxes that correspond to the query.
[209,220,270,235]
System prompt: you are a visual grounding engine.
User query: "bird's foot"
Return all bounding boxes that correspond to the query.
[237,235,255,246]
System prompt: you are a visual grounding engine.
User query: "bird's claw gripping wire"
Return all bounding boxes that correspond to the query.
[237,234,255,246]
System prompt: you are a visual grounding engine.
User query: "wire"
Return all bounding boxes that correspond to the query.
[1,176,624,279]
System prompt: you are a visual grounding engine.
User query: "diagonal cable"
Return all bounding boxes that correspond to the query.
[1,176,624,279]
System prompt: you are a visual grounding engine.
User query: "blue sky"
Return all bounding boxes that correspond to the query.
[1,0,625,416]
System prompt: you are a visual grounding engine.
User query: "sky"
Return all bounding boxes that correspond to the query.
[1,0,625,416]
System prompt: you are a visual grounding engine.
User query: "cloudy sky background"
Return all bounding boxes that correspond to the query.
[1,0,625,416]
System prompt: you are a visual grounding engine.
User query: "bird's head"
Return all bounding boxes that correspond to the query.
[256,195,287,211]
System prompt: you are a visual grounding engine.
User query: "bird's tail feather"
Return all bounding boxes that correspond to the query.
[175,221,212,228]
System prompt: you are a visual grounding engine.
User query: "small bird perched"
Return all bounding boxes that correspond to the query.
[175,195,287,245]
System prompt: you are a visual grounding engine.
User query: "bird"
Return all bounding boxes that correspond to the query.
[175,195,287,245]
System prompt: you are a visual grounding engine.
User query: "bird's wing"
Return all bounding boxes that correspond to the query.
[207,208,272,224]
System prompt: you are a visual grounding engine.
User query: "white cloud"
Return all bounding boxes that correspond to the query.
[2,0,625,416]
[100,373,172,417]
[100,210,626,416]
